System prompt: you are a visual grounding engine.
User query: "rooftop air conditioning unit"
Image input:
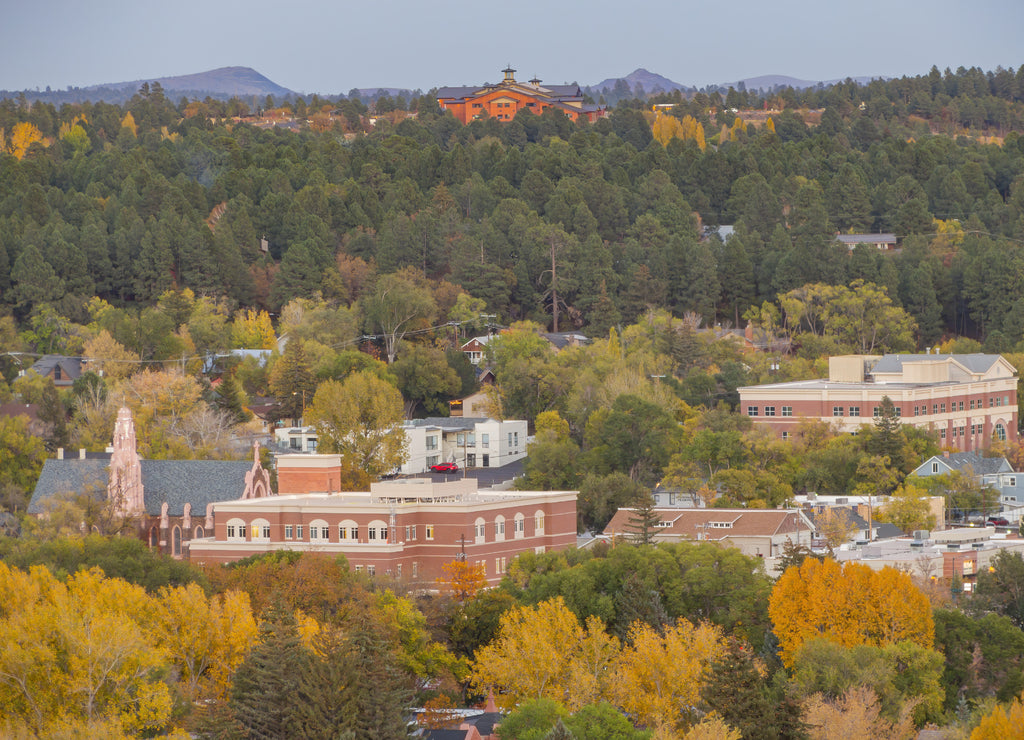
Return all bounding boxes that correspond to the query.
[836,497,848,504]
[910,541,924,548]
[912,530,930,540]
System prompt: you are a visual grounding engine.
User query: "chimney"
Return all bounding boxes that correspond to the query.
[79,448,87,460]
[56,447,64,460]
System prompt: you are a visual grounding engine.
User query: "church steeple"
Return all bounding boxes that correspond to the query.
[108,406,144,516]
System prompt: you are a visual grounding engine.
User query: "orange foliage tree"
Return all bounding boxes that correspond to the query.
[438,559,487,600]
[769,558,934,667]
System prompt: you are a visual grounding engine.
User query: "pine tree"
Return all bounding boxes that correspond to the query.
[230,602,312,739]
[341,626,412,740]
[624,492,662,545]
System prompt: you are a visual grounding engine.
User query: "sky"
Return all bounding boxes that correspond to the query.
[1,0,1021,95]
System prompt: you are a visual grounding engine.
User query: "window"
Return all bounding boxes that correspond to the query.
[369,528,377,540]
[475,518,486,543]
[931,462,939,473]
[940,429,946,439]
[379,526,388,541]
[508,432,513,447]
[913,405,919,416]
[1011,477,1017,486]
[307,439,317,452]
[833,406,844,417]
[1004,396,1010,407]
[764,406,775,417]
[227,524,236,539]
[467,454,476,467]
[320,526,329,539]
[396,564,402,577]
[990,398,995,408]
[895,407,902,417]
[781,406,793,417]
[873,407,881,417]
[409,525,416,540]
[849,406,860,417]
[425,525,434,540]
[514,432,519,446]
[426,435,438,450]
[514,513,525,538]
[970,399,976,410]
[781,431,790,440]
[296,525,303,539]
[367,565,376,576]
[310,521,328,541]
[457,433,465,446]
[995,424,1007,441]
[535,511,545,534]
[495,516,506,541]
[404,525,410,541]
[412,562,419,579]
[747,406,759,417]
[933,404,938,414]
[285,525,293,539]
[940,403,946,413]
[959,401,965,411]
[195,526,204,539]
[339,525,348,540]
[426,455,439,467]
[482,454,489,467]
[481,433,489,448]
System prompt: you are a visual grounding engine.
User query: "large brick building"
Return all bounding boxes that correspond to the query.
[437,67,606,124]
[738,353,1018,449]
[189,460,577,585]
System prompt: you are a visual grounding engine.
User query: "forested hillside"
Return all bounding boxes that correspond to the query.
[1,65,1023,348]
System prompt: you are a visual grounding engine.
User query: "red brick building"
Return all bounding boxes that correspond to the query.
[437,67,606,124]
[738,353,1018,449]
[189,468,577,585]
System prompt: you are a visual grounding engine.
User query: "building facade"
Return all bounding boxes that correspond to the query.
[437,67,606,124]
[188,477,577,585]
[29,407,272,558]
[738,354,1018,449]
[274,418,529,474]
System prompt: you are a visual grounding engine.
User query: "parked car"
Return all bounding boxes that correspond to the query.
[987,516,1011,526]
[430,462,459,473]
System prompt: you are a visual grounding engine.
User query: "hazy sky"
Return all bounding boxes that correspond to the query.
[1,0,1020,94]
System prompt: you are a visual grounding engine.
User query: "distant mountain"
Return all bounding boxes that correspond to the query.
[84,66,294,97]
[588,68,692,95]
[720,74,883,91]
[0,66,295,105]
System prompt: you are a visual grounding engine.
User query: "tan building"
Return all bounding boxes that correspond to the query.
[603,507,814,559]
[738,353,1018,449]
[189,475,577,585]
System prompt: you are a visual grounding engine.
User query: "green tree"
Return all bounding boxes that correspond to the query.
[268,339,317,424]
[362,272,436,363]
[306,371,406,481]
[391,343,461,417]
[623,492,662,545]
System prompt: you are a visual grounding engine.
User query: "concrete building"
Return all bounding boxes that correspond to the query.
[274,418,529,475]
[188,475,577,585]
[738,353,1018,449]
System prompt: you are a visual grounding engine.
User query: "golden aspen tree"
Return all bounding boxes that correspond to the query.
[611,619,725,734]
[470,597,617,710]
[83,329,140,381]
[8,121,45,159]
[769,558,933,667]
[231,308,277,349]
[970,691,1024,739]
[120,111,138,137]
[652,112,685,146]
[154,583,257,701]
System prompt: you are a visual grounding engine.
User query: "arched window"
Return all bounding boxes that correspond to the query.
[226,518,246,541]
[995,423,1007,441]
[250,518,271,541]
[495,515,506,541]
[194,526,205,539]
[310,519,330,541]
[172,526,181,556]
[514,513,526,539]
[149,527,159,547]
[368,519,389,542]
[339,519,358,541]
[535,510,545,535]
[474,517,486,544]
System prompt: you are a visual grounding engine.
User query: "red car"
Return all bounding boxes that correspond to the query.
[430,462,459,473]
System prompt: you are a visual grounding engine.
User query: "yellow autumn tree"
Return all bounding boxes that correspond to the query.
[769,558,934,667]
[153,584,257,701]
[231,308,277,349]
[970,690,1024,739]
[611,619,725,734]
[120,111,138,137]
[83,329,141,381]
[804,686,918,740]
[652,112,685,146]
[0,564,172,737]
[765,117,776,133]
[8,121,45,159]
[470,597,619,711]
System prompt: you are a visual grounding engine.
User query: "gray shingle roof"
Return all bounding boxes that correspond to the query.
[29,457,253,517]
[29,355,83,382]
[941,451,1011,476]
[28,458,111,513]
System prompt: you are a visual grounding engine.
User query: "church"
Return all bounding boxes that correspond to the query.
[28,407,272,558]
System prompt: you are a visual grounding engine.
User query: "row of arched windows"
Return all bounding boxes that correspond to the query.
[474,510,545,544]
